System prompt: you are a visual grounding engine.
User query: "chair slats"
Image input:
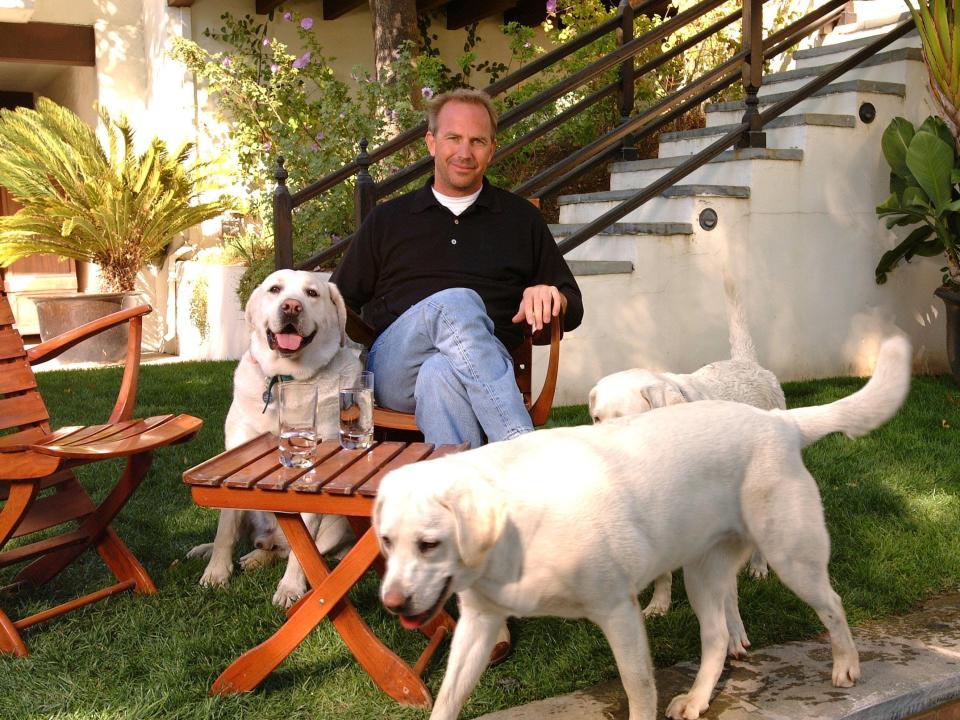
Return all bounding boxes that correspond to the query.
[0,469,73,501]
[0,392,49,432]
[11,480,95,539]
[0,295,14,326]
[0,528,89,569]
[0,329,27,361]
[33,415,201,460]
[0,360,37,396]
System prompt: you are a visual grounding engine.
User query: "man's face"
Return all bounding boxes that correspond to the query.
[425,101,496,197]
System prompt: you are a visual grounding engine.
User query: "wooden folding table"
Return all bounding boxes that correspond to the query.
[183,433,463,705]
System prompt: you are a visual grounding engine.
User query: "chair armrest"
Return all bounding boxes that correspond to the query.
[26,304,152,365]
[0,450,62,480]
[527,311,562,427]
[27,304,151,425]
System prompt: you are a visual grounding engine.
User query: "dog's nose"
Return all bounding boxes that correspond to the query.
[382,589,410,614]
[281,299,302,316]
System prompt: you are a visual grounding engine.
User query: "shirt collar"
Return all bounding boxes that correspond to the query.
[411,176,501,214]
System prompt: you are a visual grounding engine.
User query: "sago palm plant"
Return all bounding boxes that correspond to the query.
[907,0,960,140]
[0,98,230,293]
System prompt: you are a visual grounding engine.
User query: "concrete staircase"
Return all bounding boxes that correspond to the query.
[549,2,946,406]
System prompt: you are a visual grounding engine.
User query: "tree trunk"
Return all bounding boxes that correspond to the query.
[368,0,418,82]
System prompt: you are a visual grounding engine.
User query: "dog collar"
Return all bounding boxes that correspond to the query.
[262,374,295,413]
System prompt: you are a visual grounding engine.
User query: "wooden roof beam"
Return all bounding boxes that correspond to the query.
[166,1,195,7]
[446,0,517,29]
[323,0,366,20]
[255,0,285,14]
[0,22,95,66]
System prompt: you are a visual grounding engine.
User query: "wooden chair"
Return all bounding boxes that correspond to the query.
[0,283,202,656]
[344,308,562,437]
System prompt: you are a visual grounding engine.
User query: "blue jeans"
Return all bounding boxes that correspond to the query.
[367,288,533,448]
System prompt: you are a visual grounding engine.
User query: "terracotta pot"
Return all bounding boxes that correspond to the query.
[32,293,139,364]
[935,286,960,381]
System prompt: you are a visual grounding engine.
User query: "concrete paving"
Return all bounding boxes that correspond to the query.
[477,593,960,720]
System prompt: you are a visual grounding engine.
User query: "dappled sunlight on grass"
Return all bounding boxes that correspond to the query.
[0,364,957,718]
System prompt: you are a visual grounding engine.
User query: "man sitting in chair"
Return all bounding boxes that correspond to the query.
[332,88,583,450]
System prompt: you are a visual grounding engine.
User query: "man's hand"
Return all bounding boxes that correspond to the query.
[511,285,566,332]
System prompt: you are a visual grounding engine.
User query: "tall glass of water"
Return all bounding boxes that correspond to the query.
[278,381,318,468]
[339,370,374,450]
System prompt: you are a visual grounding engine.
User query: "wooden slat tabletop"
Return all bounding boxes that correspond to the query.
[183,435,466,498]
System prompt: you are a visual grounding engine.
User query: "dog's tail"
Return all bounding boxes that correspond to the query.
[722,270,758,363]
[787,335,912,448]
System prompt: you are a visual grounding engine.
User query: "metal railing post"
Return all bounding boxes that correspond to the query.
[738,0,766,148]
[353,138,375,229]
[618,0,639,160]
[273,156,293,270]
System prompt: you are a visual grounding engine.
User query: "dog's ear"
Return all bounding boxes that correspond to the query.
[639,383,668,409]
[327,282,348,347]
[663,374,702,403]
[438,477,506,568]
[587,386,598,420]
[244,283,264,331]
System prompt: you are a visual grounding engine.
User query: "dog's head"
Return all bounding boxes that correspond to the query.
[245,269,348,376]
[372,458,507,630]
[589,368,695,423]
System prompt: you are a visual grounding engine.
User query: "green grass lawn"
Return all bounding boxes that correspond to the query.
[1,362,959,719]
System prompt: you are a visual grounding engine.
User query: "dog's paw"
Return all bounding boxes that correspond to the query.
[199,562,233,588]
[727,632,751,658]
[272,580,307,609]
[832,655,860,688]
[239,548,281,571]
[186,542,214,560]
[666,693,709,720]
[641,598,670,618]
[747,559,769,579]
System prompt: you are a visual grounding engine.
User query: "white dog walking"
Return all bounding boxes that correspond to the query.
[187,269,361,607]
[373,336,911,720]
[589,276,784,627]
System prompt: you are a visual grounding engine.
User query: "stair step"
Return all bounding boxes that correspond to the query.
[793,25,917,62]
[757,46,922,96]
[550,221,694,237]
[704,79,905,115]
[558,184,750,206]
[659,113,854,145]
[610,148,802,174]
[567,260,634,276]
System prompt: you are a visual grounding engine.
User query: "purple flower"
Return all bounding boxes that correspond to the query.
[263,141,272,151]
[262,37,270,46]
[270,63,279,73]
[421,86,434,99]
[283,11,292,21]
[385,108,397,122]
[292,51,311,69]
[316,131,326,141]
[523,41,531,48]
[546,0,557,12]
[300,17,314,30]
[222,57,232,67]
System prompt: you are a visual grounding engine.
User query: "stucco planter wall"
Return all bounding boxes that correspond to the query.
[175,261,246,360]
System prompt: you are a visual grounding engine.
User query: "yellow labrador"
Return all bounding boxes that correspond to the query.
[373,336,911,720]
[187,269,361,607]
[589,278,784,628]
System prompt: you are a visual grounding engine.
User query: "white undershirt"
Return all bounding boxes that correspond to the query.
[432,186,481,216]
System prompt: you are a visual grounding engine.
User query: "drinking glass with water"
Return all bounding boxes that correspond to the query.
[339,371,374,450]
[278,381,318,468]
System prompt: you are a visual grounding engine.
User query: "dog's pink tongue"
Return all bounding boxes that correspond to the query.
[275,333,302,351]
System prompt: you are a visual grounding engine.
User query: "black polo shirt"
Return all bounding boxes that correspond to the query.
[331,177,584,350]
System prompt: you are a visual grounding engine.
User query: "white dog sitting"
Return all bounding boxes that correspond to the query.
[187,269,361,607]
[373,335,911,720]
[589,278,783,631]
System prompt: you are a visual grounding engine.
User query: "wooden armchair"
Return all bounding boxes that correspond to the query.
[345,308,562,437]
[0,285,202,656]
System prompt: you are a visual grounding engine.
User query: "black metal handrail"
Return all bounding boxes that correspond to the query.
[285,0,914,272]
[556,15,916,255]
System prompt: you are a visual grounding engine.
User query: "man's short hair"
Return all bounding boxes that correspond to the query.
[426,88,498,140]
